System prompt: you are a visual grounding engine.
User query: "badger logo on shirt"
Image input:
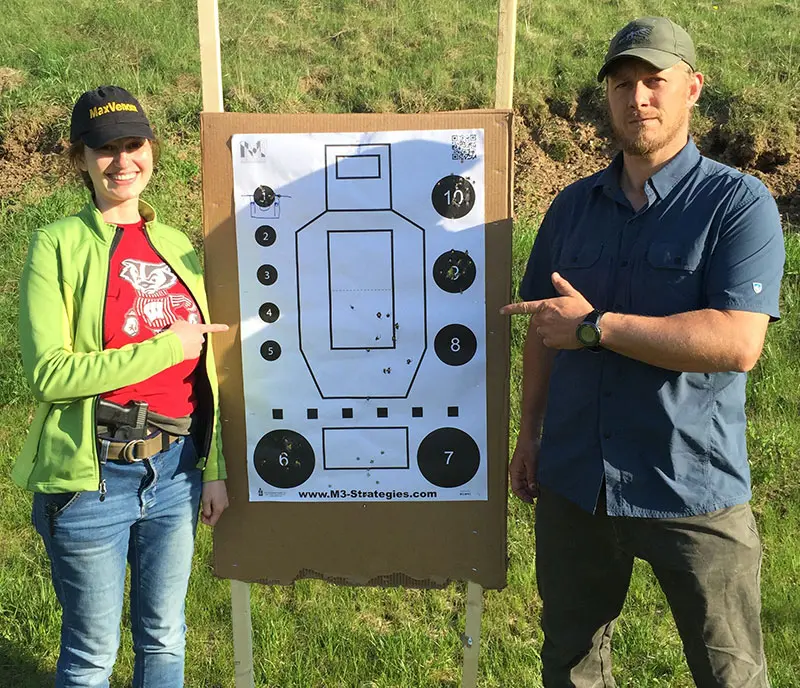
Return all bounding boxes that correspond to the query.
[119,259,199,336]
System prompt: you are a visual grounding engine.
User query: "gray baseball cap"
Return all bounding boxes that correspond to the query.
[597,17,696,82]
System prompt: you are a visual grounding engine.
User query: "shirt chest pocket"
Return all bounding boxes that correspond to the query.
[555,243,605,304]
[636,241,705,316]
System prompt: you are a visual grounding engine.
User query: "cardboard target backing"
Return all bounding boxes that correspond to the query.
[202,111,512,588]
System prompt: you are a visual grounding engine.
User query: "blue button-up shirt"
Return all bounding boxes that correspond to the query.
[519,139,785,517]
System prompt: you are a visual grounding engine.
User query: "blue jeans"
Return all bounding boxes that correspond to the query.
[32,436,202,688]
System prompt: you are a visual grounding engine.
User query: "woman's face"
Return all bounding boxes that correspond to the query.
[79,137,153,212]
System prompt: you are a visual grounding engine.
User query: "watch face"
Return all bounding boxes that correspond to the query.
[576,322,600,347]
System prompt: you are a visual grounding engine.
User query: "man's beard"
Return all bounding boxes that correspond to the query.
[611,110,689,157]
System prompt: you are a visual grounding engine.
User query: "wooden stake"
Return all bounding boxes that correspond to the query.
[231,580,255,688]
[461,4,517,686]
[495,0,519,109]
[461,582,484,688]
[197,0,224,112]
[197,3,255,686]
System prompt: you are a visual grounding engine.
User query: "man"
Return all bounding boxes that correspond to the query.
[501,17,784,688]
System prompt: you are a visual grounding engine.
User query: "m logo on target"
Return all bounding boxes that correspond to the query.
[240,139,267,162]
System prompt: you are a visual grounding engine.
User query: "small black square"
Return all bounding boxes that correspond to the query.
[307,408,318,420]
[447,406,459,417]
[272,409,284,420]
[377,407,388,418]
[412,407,423,418]
[342,408,353,419]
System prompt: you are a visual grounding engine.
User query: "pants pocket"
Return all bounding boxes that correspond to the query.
[35,492,82,537]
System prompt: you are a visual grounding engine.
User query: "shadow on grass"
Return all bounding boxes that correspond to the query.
[0,636,54,688]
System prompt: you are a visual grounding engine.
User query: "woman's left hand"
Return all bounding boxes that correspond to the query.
[201,480,229,526]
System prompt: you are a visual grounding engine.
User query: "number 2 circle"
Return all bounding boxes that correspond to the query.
[255,225,276,247]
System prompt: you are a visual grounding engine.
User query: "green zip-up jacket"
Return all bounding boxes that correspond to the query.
[13,200,226,494]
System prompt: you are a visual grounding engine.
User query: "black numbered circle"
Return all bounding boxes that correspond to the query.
[253,185,276,208]
[434,324,477,366]
[257,264,277,285]
[259,303,280,323]
[254,430,315,489]
[417,427,480,488]
[260,340,282,361]
[255,225,276,247]
[431,175,475,219]
[433,250,476,293]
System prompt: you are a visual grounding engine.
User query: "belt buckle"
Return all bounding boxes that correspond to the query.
[122,439,146,463]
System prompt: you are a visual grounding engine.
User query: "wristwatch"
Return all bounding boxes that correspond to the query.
[576,309,604,351]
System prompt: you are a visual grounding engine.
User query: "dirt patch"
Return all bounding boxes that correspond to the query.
[0,67,25,96]
[0,107,69,200]
[515,104,800,227]
[514,102,610,218]
[749,158,800,227]
[0,94,797,228]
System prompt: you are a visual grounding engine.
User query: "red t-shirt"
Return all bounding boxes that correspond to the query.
[101,217,201,417]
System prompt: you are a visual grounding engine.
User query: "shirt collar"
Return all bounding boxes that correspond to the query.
[647,138,701,199]
[593,138,701,201]
[593,152,624,194]
[79,199,159,243]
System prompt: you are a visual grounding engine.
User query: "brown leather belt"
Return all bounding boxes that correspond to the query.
[101,432,182,463]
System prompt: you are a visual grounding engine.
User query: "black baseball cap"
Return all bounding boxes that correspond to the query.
[597,17,696,82]
[70,85,154,148]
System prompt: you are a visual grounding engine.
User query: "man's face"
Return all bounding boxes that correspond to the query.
[606,59,703,157]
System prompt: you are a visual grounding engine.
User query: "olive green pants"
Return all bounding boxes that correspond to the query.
[535,487,768,688]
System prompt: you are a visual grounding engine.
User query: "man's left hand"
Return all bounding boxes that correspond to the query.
[201,480,229,526]
[500,272,593,350]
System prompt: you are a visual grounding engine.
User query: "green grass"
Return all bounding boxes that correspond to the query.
[2,0,799,686]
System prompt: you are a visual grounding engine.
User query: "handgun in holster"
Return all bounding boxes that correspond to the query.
[96,399,149,440]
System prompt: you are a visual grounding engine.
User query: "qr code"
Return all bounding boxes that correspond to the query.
[451,133,478,162]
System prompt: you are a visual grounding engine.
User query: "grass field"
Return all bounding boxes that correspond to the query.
[1,1,799,686]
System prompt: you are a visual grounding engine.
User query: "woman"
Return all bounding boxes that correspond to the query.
[13,85,229,688]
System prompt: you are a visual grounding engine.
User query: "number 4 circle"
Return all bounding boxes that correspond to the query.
[259,302,280,323]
